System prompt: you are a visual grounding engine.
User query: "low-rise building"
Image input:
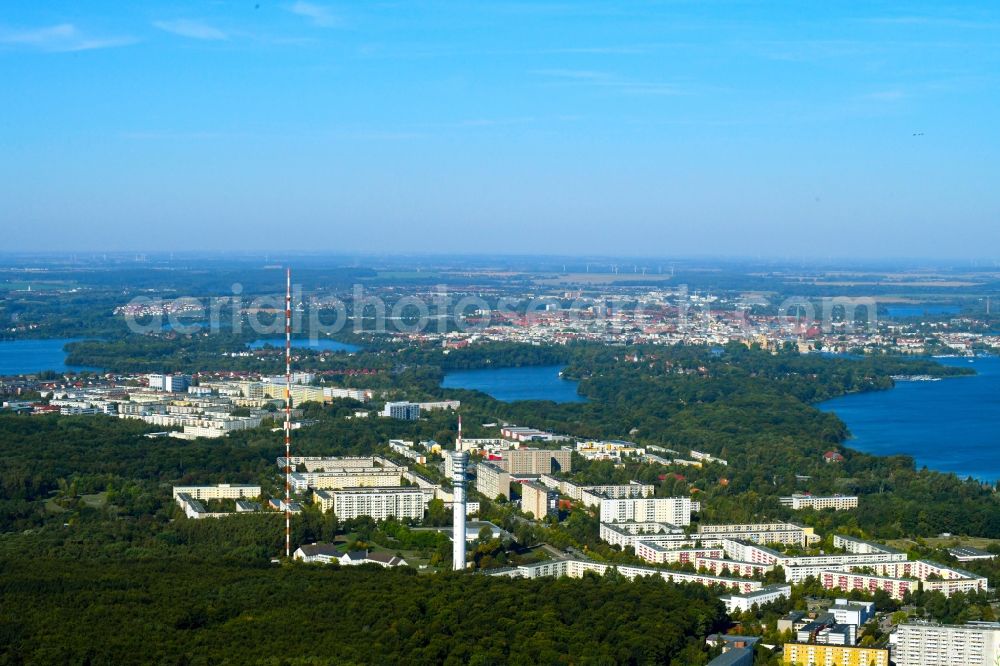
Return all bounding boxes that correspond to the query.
[490,558,764,594]
[779,494,859,511]
[719,584,791,613]
[266,498,303,513]
[832,534,894,554]
[949,546,997,563]
[293,544,407,568]
[829,599,875,627]
[722,583,792,613]
[782,642,888,666]
[706,648,753,666]
[293,543,342,564]
[416,400,460,411]
[171,484,261,501]
[690,450,728,466]
[575,440,645,461]
[499,426,567,442]
[388,439,427,465]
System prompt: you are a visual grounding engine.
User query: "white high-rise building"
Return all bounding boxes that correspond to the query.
[313,487,424,521]
[599,496,692,526]
[895,622,1000,666]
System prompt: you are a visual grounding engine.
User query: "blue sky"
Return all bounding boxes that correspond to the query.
[1,1,998,259]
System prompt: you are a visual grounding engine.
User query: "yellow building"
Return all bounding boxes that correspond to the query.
[783,643,888,666]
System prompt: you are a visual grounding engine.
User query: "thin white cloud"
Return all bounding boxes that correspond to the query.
[0,23,135,52]
[459,117,536,127]
[864,89,906,101]
[859,16,999,30]
[533,69,687,95]
[153,19,227,41]
[288,2,342,28]
[534,68,610,81]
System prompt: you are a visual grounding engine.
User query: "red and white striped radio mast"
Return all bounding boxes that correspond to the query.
[284,267,292,558]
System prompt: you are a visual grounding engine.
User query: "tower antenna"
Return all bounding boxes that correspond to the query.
[451,414,468,571]
[284,267,292,559]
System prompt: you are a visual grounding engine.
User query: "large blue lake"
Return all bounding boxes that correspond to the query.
[0,339,102,376]
[441,364,586,403]
[249,338,361,353]
[819,356,1000,481]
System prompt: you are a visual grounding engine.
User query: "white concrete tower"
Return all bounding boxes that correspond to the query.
[451,415,468,571]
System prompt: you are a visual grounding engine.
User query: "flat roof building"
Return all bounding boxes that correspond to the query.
[500,448,572,475]
[475,461,511,500]
[782,642,888,666]
[706,648,753,666]
[895,622,1000,666]
[314,486,425,521]
[521,481,558,519]
[720,584,791,613]
[171,484,261,501]
[599,496,693,526]
[779,494,858,511]
[949,546,997,562]
[382,401,421,420]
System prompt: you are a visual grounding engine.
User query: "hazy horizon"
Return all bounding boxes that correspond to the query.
[3,1,999,258]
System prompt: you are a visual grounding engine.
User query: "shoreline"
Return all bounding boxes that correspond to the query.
[819,356,998,484]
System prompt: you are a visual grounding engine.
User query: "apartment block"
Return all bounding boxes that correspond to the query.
[696,556,773,578]
[779,494,859,511]
[698,522,819,547]
[521,481,558,519]
[476,461,511,500]
[599,521,688,549]
[599,496,692,526]
[782,643,888,666]
[635,542,723,565]
[895,622,1000,666]
[491,558,764,594]
[579,483,655,508]
[171,484,261,501]
[288,470,402,493]
[313,486,425,521]
[499,448,572,474]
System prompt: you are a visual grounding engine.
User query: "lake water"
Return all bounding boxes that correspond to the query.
[0,339,103,376]
[819,356,1000,481]
[884,305,960,318]
[441,364,586,403]
[248,338,361,353]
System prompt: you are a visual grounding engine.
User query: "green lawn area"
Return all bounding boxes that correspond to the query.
[43,498,69,514]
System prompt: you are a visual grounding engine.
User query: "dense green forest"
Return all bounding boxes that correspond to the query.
[0,560,726,665]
